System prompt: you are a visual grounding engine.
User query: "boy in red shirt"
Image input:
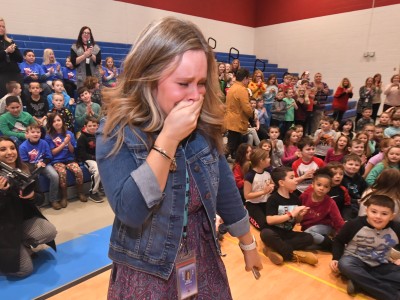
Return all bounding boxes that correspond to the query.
[292,137,325,195]
[300,168,345,251]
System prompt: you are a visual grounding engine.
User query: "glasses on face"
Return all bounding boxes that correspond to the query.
[82,31,91,35]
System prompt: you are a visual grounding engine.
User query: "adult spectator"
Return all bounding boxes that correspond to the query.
[372,73,383,120]
[308,72,330,133]
[225,68,253,159]
[383,74,400,111]
[70,26,101,88]
[0,18,23,99]
[0,136,57,277]
[231,58,240,75]
[356,77,375,123]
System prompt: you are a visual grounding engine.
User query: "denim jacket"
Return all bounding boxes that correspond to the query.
[96,120,249,280]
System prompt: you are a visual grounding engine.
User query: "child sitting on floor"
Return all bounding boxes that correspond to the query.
[299,168,345,251]
[260,166,318,266]
[330,194,400,299]
[243,148,274,230]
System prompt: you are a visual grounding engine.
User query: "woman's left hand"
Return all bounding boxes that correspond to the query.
[19,190,35,199]
[243,248,263,272]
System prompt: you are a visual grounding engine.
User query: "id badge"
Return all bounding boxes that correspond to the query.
[175,250,198,300]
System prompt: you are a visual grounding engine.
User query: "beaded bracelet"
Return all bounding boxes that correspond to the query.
[152,145,177,172]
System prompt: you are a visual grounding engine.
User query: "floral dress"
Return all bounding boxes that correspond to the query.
[107,176,233,300]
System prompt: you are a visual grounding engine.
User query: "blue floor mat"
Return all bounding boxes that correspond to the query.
[0,226,112,300]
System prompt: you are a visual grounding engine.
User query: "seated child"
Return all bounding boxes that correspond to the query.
[232,143,252,203]
[330,195,400,299]
[313,116,336,160]
[62,56,77,99]
[51,93,74,133]
[365,146,400,186]
[41,48,63,86]
[384,115,400,138]
[0,81,22,114]
[19,124,60,209]
[355,107,374,132]
[347,138,367,176]
[0,96,35,144]
[83,76,101,106]
[19,49,52,99]
[25,82,49,127]
[325,162,352,220]
[102,56,118,87]
[45,113,87,204]
[292,136,325,195]
[268,126,284,168]
[77,117,103,203]
[300,168,345,251]
[243,148,274,230]
[75,87,101,133]
[47,79,75,111]
[363,137,393,178]
[260,166,318,266]
[324,134,349,164]
[341,154,368,218]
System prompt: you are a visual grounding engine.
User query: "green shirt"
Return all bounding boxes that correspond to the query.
[74,102,101,132]
[283,97,295,122]
[0,111,35,140]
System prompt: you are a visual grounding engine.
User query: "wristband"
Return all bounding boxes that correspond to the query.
[152,145,177,172]
[286,211,293,220]
[239,235,257,251]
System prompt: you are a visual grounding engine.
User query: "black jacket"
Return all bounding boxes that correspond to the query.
[0,188,56,273]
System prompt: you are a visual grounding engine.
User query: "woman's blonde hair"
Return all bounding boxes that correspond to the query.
[0,18,12,43]
[102,17,224,155]
[43,48,55,65]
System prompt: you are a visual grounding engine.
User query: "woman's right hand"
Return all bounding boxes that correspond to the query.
[161,96,204,144]
[0,176,10,191]
[84,47,93,58]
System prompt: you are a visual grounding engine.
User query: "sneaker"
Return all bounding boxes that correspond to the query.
[263,247,284,265]
[292,251,318,265]
[346,279,357,295]
[51,201,62,210]
[79,193,88,202]
[60,198,68,208]
[89,192,104,203]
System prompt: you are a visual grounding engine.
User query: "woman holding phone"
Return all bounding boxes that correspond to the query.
[97,17,262,299]
[0,18,23,98]
[70,26,101,88]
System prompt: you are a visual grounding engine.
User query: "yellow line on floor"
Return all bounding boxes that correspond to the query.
[224,235,368,300]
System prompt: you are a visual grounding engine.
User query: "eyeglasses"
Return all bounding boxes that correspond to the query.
[82,32,91,35]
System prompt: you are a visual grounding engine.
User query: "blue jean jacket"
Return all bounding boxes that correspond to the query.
[96,121,249,280]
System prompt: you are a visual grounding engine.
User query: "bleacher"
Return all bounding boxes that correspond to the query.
[10,33,357,121]
[10,34,131,67]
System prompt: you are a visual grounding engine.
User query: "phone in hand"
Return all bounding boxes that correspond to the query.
[252,267,261,280]
[87,39,92,48]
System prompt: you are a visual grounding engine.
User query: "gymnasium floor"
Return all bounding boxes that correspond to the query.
[0,198,373,300]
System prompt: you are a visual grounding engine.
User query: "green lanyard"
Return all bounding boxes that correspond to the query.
[182,166,189,238]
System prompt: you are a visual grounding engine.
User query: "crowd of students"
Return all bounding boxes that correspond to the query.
[224,63,400,299]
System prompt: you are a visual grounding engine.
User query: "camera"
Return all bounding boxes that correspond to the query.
[0,161,42,196]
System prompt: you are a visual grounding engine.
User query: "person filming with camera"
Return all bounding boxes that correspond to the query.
[0,136,57,277]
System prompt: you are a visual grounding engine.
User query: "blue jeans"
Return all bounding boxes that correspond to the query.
[339,255,400,300]
[304,224,333,244]
[41,165,59,202]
